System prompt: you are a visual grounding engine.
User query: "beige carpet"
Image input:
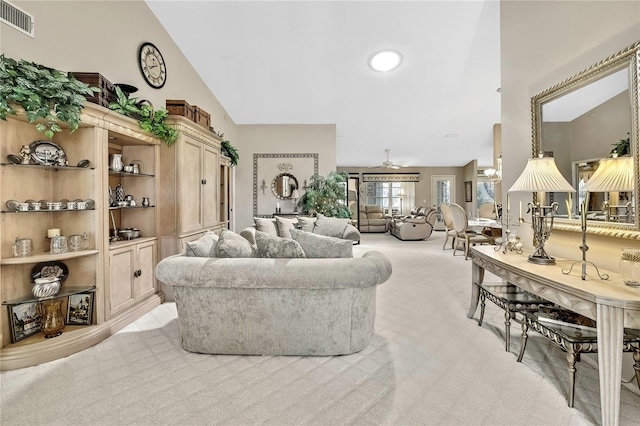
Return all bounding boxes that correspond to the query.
[1,232,639,425]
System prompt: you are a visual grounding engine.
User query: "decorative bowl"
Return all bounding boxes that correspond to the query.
[32,277,61,298]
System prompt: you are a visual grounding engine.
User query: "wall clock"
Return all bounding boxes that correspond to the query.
[138,42,166,89]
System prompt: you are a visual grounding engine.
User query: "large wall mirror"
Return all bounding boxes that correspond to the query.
[532,41,639,238]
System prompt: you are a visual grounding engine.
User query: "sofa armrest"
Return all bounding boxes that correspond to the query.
[156,251,392,290]
[240,227,257,245]
[342,224,361,242]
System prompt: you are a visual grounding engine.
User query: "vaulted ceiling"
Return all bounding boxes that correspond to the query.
[147,0,501,168]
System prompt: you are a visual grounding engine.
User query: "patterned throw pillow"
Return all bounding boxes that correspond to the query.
[185,231,219,257]
[275,216,297,238]
[254,217,278,236]
[290,229,353,258]
[255,231,305,258]
[215,229,258,258]
[297,216,316,232]
[313,214,349,238]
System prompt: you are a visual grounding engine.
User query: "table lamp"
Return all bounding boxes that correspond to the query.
[563,154,633,280]
[509,154,575,265]
[291,189,300,213]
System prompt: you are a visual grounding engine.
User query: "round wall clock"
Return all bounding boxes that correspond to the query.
[138,42,167,89]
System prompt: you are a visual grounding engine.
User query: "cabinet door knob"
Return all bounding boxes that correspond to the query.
[134,269,142,278]
[201,179,207,185]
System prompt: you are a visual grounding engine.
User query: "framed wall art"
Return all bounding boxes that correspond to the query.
[465,181,473,203]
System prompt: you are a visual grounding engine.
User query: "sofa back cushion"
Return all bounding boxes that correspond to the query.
[254,217,278,236]
[185,231,219,257]
[215,229,258,258]
[275,216,297,238]
[290,229,353,258]
[364,205,384,219]
[297,216,316,232]
[255,231,305,258]
[313,213,349,238]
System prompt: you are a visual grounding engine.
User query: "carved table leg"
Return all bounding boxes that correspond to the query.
[567,348,577,408]
[467,263,484,319]
[596,304,624,426]
[517,320,528,363]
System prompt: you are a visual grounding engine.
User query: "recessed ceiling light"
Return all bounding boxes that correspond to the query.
[369,51,402,72]
[444,133,459,138]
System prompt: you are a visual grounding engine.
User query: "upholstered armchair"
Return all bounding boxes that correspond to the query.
[389,206,437,240]
[359,205,389,232]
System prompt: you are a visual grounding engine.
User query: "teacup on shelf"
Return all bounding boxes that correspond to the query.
[16,203,29,211]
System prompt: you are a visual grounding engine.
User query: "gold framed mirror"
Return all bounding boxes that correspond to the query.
[531,41,639,238]
[272,173,298,199]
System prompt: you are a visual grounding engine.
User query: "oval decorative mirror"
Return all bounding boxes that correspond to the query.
[531,41,639,238]
[272,173,298,199]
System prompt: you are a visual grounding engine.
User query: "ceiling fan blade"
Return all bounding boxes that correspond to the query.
[389,164,401,169]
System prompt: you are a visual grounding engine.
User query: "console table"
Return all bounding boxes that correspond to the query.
[468,246,640,426]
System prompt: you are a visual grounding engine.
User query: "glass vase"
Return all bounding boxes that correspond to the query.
[619,248,640,288]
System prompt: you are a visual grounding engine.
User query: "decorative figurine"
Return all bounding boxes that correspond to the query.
[19,145,31,164]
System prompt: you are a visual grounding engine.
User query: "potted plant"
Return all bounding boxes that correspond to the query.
[301,171,351,218]
[610,134,630,156]
[0,55,101,139]
[109,87,178,145]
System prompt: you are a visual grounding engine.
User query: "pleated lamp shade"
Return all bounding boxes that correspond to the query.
[509,156,575,193]
[581,156,633,192]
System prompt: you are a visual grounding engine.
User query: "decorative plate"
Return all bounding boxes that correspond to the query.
[39,199,49,209]
[6,154,22,164]
[5,200,19,211]
[29,141,67,166]
[84,199,95,209]
[31,261,69,283]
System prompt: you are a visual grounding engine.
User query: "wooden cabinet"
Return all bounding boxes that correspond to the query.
[108,239,157,317]
[159,116,227,260]
[0,104,163,370]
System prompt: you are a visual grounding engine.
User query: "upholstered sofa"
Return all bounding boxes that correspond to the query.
[155,248,392,356]
[359,205,389,233]
[389,206,438,240]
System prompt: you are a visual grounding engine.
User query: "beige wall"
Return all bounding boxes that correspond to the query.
[235,124,336,230]
[500,0,640,271]
[463,160,477,215]
[4,1,237,144]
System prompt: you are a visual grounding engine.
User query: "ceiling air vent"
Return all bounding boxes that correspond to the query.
[1,0,34,37]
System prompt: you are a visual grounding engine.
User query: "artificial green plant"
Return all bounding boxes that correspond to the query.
[610,135,630,157]
[109,86,178,145]
[0,55,100,139]
[301,171,351,218]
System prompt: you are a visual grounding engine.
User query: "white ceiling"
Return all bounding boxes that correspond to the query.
[146,0,501,168]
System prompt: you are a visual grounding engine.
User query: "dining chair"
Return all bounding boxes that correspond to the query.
[450,203,493,259]
[440,203,457,250]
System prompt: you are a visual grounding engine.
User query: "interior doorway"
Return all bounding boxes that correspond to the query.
[431,175,456,231]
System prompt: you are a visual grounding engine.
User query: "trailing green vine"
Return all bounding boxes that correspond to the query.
[0,54,100,139]
[109,86,178,145]
[220,139,239,166]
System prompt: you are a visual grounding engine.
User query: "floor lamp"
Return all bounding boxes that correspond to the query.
[508,155,575,265]
[562,154,633,280]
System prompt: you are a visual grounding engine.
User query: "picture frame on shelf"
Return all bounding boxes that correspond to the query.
[9,302,42,343]
[67,292,94,326]
[465,181,473,203]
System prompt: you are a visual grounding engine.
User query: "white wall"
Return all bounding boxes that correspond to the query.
[500,0,640,270]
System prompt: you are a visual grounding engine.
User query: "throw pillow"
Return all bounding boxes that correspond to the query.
[290,229,353,258]
[255,231,305,258]
[297,216,316,232]
[185,231,219,257]
[254,217,278,236]
[313,213,349,238]
[215,229,258,258]
[275,216,297,238]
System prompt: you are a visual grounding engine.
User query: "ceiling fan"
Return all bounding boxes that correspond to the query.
[373,149,406,169]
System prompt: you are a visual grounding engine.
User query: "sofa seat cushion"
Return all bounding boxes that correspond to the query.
[313,214,349,238]
[215,229,258,258]
[290,229,353,258]
[185,231,219,257]
[255,231,305,258]
[367,218,388,226]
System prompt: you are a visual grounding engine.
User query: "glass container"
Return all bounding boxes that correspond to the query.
[619,248,640,287]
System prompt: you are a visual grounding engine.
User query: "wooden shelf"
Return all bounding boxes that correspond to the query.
[0,249,99,265]
[108,205,155,210]
[0,163,95,170]
[1,208,96,214]
[2,285,96,305]
[108,170,155,178]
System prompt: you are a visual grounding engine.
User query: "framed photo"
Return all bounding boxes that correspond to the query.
[9,302,42,343]
[67,292,94,326]
[465,181,473,202]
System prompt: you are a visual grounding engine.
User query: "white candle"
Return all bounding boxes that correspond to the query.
[276,202,280,209]
[507,195,510,212]
[519,201,522,219]
[47,228,60,238]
